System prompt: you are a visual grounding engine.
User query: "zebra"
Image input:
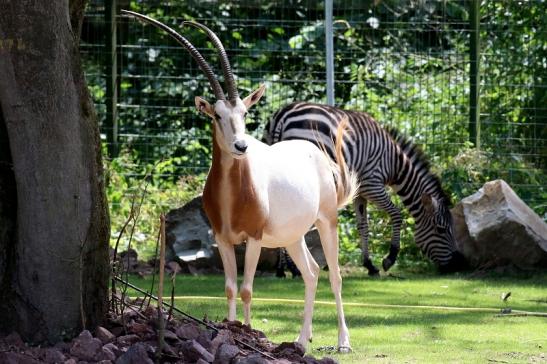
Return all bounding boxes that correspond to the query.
[264,102,467,275]
[276,248,302,278]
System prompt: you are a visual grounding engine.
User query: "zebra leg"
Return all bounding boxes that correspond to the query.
[276,248,302,278]
[354,196,379,276]
[275,248,286,278]
[286,249,302,278]
[364,186,402,272]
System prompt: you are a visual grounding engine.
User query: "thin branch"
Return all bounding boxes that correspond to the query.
[156,213,167,362]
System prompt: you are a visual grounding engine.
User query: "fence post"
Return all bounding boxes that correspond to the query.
[325,0,335,106]
[105,0,119,157]
[469,0,481,149]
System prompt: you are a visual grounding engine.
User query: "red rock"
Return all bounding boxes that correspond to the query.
[96,344,117,362]
[273,342,305,357]
[176,323,202,341]
[214,343,240,364]
[4,332,25,348]
[0,352,41,364]
[210,330,235,355]
[103,342,123,358]
[181,340,214,363]
[128,322,151,336]
[43,347,67,363]
[117,334,140,347]
[115,343,154,364]
[70,330,102,361]
[96,326,116,343]
[163,329,180,342]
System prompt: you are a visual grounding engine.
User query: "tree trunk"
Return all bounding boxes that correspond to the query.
[0,0,110,343]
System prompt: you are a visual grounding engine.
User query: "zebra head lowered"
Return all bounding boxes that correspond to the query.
[415,193,467,273]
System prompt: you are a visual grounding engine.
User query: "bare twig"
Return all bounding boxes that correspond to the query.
[156,213,167,362]
[168,273,176,321]
[143,225,162,311]
[111,204,135,314]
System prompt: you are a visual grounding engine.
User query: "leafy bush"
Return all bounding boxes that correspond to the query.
[105,150,205,258]
[440,145,547,220]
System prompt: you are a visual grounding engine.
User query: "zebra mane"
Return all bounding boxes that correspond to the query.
[385,127,452,207]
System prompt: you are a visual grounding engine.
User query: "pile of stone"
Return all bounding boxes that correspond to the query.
[0,302,338,364]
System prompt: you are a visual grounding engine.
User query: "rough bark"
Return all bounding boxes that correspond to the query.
[0,0,110,343]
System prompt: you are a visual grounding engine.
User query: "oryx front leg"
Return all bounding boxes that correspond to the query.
[316,219,351,352]
[217,239,237,321]
[241,239,261,326]
[285,237,320,349]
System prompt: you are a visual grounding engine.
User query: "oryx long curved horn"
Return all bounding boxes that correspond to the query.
[183,21,239,101]
[121,10,225,100]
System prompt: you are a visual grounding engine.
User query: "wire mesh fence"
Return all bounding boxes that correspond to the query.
[80,0,546,256]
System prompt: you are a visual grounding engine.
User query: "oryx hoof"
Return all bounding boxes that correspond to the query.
[338,345,353,354]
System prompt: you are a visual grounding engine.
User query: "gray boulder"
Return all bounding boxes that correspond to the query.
[166,196,215,267]
[452,179,547,269]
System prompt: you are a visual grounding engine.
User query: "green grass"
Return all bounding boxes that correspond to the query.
[126,269,547,363]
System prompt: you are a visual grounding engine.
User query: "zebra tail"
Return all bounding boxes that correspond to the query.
[334,116,359,208]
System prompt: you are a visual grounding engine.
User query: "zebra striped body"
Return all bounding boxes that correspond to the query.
[265,102,466,274]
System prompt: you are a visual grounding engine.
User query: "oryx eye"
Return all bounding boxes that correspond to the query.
[214,112,221,120]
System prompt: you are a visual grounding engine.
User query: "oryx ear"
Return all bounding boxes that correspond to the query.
[243,84,266,109]
[421,193,438,215]
[195,97,215,118]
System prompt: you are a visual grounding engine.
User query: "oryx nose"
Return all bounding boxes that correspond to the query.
[234,140,248,153]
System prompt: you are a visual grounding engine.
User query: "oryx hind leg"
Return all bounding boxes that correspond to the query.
[285,237,320,349]
[315,217,351,352]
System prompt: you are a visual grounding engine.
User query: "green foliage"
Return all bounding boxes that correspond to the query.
[441,145,547,219]
[105,150,205,258]
[82,0,546,265]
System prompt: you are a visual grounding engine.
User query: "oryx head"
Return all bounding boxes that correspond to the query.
[121,11,266,158]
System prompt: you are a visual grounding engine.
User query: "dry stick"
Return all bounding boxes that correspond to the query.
[143,225,162,311]
[168,274,176,321]
[120,183,149,298]
[111,207,135,314]
[114,276,277,361]
[117,159,163,310]
[157,213,167,362]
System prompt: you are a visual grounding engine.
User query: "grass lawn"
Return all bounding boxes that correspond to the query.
[126,269,547,363]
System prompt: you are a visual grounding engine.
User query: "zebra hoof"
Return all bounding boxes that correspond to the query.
[382,257,395,271]
[368,267,380,276]
[364,260,380,276]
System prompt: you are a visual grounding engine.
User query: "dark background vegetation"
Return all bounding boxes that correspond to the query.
[80,0,546,267]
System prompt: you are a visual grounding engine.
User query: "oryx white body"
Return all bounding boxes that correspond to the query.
[200,92,355,351]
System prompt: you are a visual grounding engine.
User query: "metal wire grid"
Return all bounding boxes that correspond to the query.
[80,0,546,216]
